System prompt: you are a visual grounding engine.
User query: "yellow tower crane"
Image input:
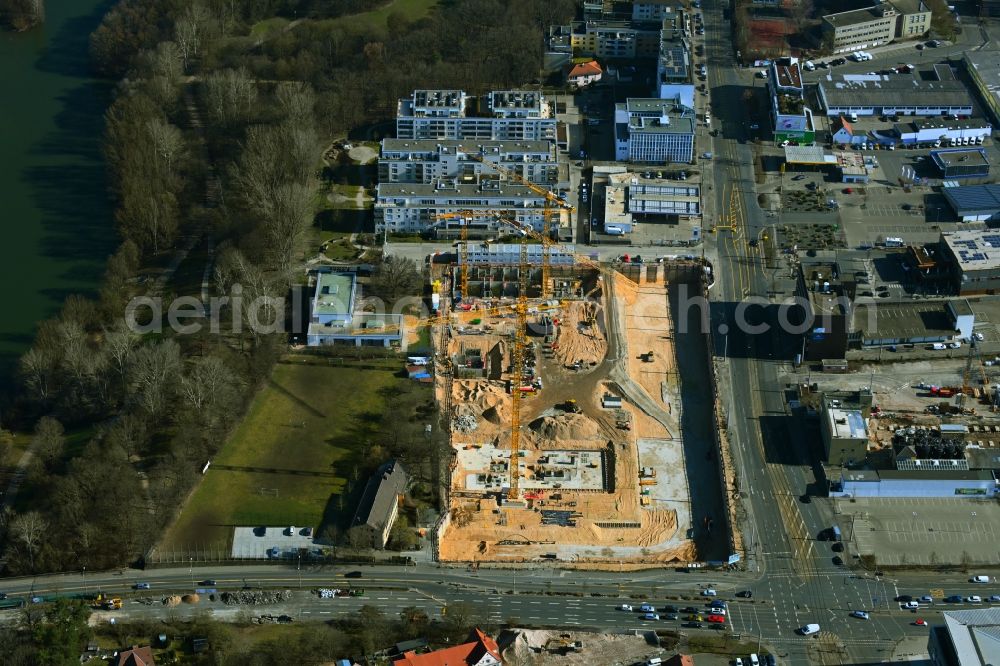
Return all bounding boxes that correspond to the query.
[467,153,575,299]
[508,237,531,501]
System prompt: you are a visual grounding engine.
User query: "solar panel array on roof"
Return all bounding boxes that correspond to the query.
[944,184,1000,213]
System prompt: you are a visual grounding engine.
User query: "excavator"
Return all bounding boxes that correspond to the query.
[93,592,122,610]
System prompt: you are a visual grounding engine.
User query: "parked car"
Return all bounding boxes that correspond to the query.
[642,613,660,621]
[966,595,983,603]
[851,610,870,620]
[902,601,920,609]
[702,588,718,596]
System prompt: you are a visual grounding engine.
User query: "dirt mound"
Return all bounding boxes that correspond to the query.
[182,594,200,604]
[529,413,601,441]
[482,405,505,424]
[453,380,510,427]
[164,595,182,607]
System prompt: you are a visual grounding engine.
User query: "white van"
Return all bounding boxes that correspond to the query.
[803,60,815,71]
[848,112,859,123]
[931,343,947,350]
[750,655,760,666]
[884,237,904,247]
[971,575,991,583]
[605,225,625,236]
[800,623,821,635]
[646,659,663,666]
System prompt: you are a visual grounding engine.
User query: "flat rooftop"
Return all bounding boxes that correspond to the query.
[964,51,1000,121]
[942,229,1000,271]
[855,301,959,340]
[377,181,544,199]
[823,5,893,28]
[820,77,973,109]
[313,273,355,317]
[827,406,867,440]
[942,608,1000,665]
[412,89,465,108]
[381,139,553,155]
[932,148,991,169]
[774,61,802,89]
[489,90,544,112]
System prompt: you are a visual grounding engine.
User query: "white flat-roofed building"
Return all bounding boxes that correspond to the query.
[817,74,974,117]
[378,139,559,186]
[614,97,695,163]
[941,229,1000,295]
[459,242,577,266]
[395,89,556,142]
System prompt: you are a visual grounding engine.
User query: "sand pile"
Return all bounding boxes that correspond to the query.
[529,413,601,441]
[182,594,200,604]
[553,300,607,368]
[164,596,182,607]
[453,380,510,426]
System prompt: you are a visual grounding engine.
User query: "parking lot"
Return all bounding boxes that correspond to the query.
[231,525,319,559]
[838,498,1000,566]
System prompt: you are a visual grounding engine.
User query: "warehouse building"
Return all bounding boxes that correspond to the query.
[835,468,997,498]
[929,607,1000,666]
[817,74,974,117]
[379,139,560,186]
[614,97,696,163]
[395,90,558,143]
[943,184,1000,222]
[941,229,1000,295]
[894,119,992,146]
[931,148,991,180]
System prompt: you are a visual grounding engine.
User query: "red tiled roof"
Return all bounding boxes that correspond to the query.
[393,629,501,666]
[568,60,603,79]
[666,655,695,666]
[835,115,854,135]
[116,646,156,666]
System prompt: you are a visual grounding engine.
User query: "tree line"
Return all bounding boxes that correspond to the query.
[3,0,574,574]
[0,0,44,31]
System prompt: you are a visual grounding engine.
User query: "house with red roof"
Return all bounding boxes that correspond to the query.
[567,60,603,87]
[392,628,502,666]
[115,645,156,666]
[832,116,865,146]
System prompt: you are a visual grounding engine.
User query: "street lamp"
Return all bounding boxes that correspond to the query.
[82,565,87,595]
[189,557,193,588]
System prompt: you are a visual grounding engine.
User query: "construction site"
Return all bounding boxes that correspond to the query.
[432,231,718,565]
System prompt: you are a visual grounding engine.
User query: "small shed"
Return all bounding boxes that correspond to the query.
[601,394,623,409]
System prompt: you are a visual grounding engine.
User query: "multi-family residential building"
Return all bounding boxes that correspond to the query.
[769,57,816,143]
[378,139,559,187]
[632,0,683,22]
[614,97,696,163]
[395,90,557,142]
[306,272,404,347]
[821,0,930,53]
[375,181,568,238]
[568,19,663,59]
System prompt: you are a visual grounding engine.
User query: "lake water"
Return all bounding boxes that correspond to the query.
[0,0,115,392]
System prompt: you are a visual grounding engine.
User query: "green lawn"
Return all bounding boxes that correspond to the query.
[250,16,290,39]
[160,360,403,551]
[318,0,438,32]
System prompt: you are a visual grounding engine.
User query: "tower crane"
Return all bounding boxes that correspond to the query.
[467,153,575,299]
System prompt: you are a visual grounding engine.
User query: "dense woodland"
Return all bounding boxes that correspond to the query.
[0,0,44,31]
[1,0,574,580]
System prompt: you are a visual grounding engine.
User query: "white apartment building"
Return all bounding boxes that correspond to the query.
[375,180,568,238]
[378,139,560,186]
[821,0,930,53]
[395,90,557,142]
[614,97,696,163]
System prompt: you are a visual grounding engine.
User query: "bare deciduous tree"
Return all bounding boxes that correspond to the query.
[146,118,185,174]
[203,67,257,126]
[32,417,65,473]
[10,511,48,571]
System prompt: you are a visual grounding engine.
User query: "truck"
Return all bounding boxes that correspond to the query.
[832,525,842,542]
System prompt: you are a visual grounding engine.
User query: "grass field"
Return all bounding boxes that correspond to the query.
[160,359,405,552]
[319,0,439,32]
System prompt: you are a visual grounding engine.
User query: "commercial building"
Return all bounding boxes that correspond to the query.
[797,256,855,361]
[963,50,1000,125]
[378,139,560,186]
[769,58,816,143]
[931,148,991,180]
[894,119,992,146]
[393,628,501,666]
[821,0,930,54]
[941,229,1000,295]
[307,272,404,347]
[835,468,997,497]
[614,97,696,163]
[395,90,557,143]
[350,460,408,549]
[568,20,663,59]
[929,607,1000,666]
[626,178,701,219]
[821,398,870,465]
[632,0,682,22]
[944,184,1000,222]
[375,181,569,238]
[817,74,974,117]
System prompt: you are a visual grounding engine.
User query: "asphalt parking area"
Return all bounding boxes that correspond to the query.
[838,498,1000,566]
